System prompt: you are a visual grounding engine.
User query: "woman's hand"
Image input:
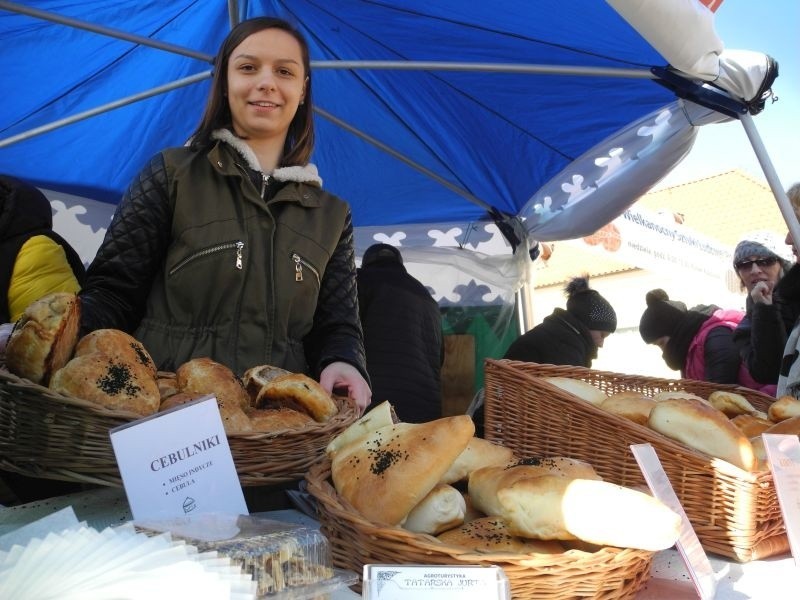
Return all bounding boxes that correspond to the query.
[750,280,773,305]
[319,361,371,414]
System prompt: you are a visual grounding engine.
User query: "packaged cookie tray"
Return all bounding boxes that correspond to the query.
[482,358,789,563]
[0,366,358,488]
[135,513,359,599]
[305,458,655,600]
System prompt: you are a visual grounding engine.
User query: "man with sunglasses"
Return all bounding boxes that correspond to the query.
[731,231,797,394]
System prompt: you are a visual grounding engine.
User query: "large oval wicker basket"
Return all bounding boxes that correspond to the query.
[0,367,358,487]
[305,459,656,600]
[483,359,789,563]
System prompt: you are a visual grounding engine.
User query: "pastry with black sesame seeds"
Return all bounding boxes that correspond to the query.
[330,415,474,525]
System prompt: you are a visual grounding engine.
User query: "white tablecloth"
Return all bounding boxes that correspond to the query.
[2,488,797,599]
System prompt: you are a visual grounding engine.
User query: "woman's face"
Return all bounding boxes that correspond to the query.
[735,255,782,293]
[227,28,306,144]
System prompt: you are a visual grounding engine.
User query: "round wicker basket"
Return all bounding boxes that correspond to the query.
[305,459,656,600]
[0,367,358,487]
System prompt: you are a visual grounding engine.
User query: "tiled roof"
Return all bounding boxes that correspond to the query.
[532,169,789,288]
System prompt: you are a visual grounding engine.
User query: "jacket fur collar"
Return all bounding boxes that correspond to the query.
[212,129,323,187]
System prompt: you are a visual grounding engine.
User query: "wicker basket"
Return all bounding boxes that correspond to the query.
[0,367,358,487]
[305,459,656,599]
[483,358,789,563]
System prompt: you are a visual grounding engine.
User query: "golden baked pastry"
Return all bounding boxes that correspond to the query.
[600,392,656,426]
[176,357,250,411]
[256,373,338,422]
[648,398,755,471]
[768,395,800,422]
[331,415,475,525]
[437,516,564,554]
[247,407,315,432]
[542,377,607,405]
[241,364,290,402]
[707,390,758,418]
[5,292,81,385]
[402,483,466,535]
[730,413,774,438]
[74,329,157,377]
[439,437,516,485]
[50,353,160,416]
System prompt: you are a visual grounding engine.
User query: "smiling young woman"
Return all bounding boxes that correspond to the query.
[77,17,371,413]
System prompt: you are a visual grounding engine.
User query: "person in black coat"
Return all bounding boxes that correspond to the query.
[504,276,617,367]
[357,244,444,422]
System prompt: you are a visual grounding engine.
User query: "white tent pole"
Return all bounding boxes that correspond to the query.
[312,61,656,78]
[739,112,800,255]
[0,71,212,148]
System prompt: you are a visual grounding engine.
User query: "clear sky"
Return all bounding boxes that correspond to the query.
[657,0,799,190]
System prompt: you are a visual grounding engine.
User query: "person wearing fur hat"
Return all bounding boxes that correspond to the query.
[504,275,617,367]
[731,230,799,393]
[639,289,772,392]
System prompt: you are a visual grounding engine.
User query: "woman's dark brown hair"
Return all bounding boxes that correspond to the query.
[190,17,314,167]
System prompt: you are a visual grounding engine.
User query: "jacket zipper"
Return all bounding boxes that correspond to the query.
[291,252,320,285]
[169,241,245,276]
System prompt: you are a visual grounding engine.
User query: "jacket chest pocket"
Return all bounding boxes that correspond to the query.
[166,240,246,319]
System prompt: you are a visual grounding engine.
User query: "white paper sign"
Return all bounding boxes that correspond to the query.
[362,564,509,600]
[631,443,717,600]
[110,395,247,521]
[762,433,800,566]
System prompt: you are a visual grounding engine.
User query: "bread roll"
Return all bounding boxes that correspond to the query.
[730,414,774,438]
[326,400,395,458]
[437,516,564,554]
[402,484,466,535]
[5,292,81,385]
[241,364,290,402]
[256,373,338,422]
[600,392,656,426]
[157,374,179,400]
[707,390,758,418]
[511,456,601,480]
[468,459,600,518]
[750,436,767,472]
[648,398,755,471]
[542,377,607,405]
[159,390,207,412]
[247,407,314,432]
[497,476,681,551]
[74,329,156,377]
[176,357,250,412]
[768,395,800,422]
[331,415,475,525]
[439,437,516,484]
[50,353,160,416]
[651,390,708,404]
[763,415,800,436]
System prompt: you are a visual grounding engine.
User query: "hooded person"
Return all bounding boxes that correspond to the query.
[503,275,617,368]
[730,230,799,392]
[357,243,444,423]
[639,288,774,393]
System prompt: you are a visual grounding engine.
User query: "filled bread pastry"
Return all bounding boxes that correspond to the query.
[5,292,81,385]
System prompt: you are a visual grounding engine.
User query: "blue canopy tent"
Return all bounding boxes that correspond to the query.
[0,0,786,389]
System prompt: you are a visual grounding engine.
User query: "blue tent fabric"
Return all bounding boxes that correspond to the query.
[0,0,676,229]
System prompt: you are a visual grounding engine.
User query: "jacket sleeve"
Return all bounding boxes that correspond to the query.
[304,210,369,383]
[703,326,741,384]
[734,303,786,384]
[79,154,172,335]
